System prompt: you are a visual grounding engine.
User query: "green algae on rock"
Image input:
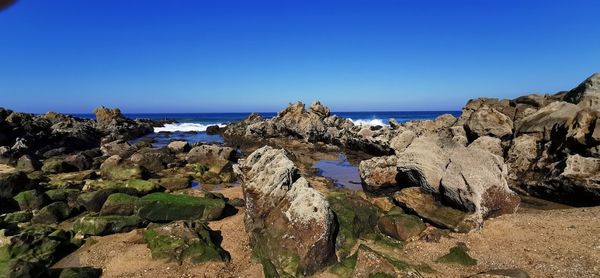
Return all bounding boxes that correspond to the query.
[136,192,225,222]
[143,221,229,264]
[73,214,144,236]
[31,202,72,224]
[100,193,139,216]
[377,207,426,241]
[13,189,47,211]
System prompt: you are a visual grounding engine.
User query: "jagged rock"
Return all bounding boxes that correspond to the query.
[469,136,503,156]
[186,145,235,165]
[516,101,581,139]
[31,202,72,224]
[393,187,474,232]
[100,155,144,180]
[465,106,513,139]
[236,146,337,276]
[309,101,330,117]
[136,192,225,222]
[563,73,600,110]
[13,190,48,211]
[359,156,400,194]
[506,135,539,183]
[167,141,190,153]
[100,140,137,158]
[73,214,144,236]
[542,154,600,205]
[94,107,125,126]
[378,208,426,241]
[143,221,229,263]
[450,126,469,146]
[390,129,416,153]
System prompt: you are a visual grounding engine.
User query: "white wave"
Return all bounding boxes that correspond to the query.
[154,123,226,133]
[349,118,387,126]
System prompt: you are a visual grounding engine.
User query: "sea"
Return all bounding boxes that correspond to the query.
[73,111,460,147]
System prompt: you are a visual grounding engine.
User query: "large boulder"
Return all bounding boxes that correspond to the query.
[235,146,337,276]
[359,156,400,194]
[100,155,144,180]
[465,106,513,139]
[542,154,600,206]
[73,214,144,236]
[396,136,449,193]
[516,101,581,140]
[377,208,426,241]
[129,147,175,173]
[0,171,31,199]
[440,145,520,222]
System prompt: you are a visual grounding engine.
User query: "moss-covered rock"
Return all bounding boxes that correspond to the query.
[327,192,379,258]
[329,252,358,278]
[435,242,477,266]
[136,192,225,222]
[16,155,41,173]
[48,170,96,189]
[31,202,72,224]
[76,189,114,212]
[377,208,426,241]
[44,189,80,203]
[73,214,144,236]
[85,179,160,195]
[336,245,433,278]
[143,221,229,264]
[0,260,46,278]
[13,190,48,211]
[100,193,138,216]
[100,155,144,180]
[42,157,74,174]
[3,211,33,224]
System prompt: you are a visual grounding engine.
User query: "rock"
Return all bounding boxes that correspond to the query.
[563,72,600,110]
[226,197,245,207]
[16,155,40,172]
[136,192,225,222]
[566,109,598,145]
[506,135,539,182]
[543,154,600,205]
[359,156,399,194]
[390,130,416,153]
[328,192,379,258]
[205,125,221,135]
[465,106,513,139]
[516,101,581,140]
[84,179,160,195]
[100,193,138,215]
[371,197,396,212]
[396,136,449,193]
[100,155,144,180]
[73,214,144,236]
[0,171,31,199]
[13,190,48,211]
[63,153,92,171]
[352,245,397,278]
[186,145,235,165]
[469,136,503,156]
[129,147,175,173]
[100,140,136,158]
[159,176,192,191]
[167,141,190,153]
[94,107,125,126]
[44,189,80,203]
[592,119,600,142]
[388,118,401,129]
[143,221,229,263]
[3,210,33,224]
[236,146,337,276]
[76,189,115,212]
[470,269,530,278]
[48,170,96,189]
[393,187,473,232]
[440,144,520,222]
[31,202,72,224]
[309,100,330,117]
[377,208,426,241]
[435,242,477,266]
[41,157,75,174]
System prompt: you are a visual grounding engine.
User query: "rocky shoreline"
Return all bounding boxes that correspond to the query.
[0,73,599,277]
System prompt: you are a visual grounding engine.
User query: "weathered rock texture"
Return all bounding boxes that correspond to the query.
[235,146,337,276]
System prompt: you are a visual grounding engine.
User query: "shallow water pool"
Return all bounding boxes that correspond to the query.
[313,154,363,191]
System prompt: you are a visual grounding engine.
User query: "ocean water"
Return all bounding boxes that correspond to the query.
[73,111,460,146]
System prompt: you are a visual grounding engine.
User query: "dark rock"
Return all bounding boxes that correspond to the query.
[377,208,426,241]
[100,193,138,216]
[435,242,477,266]
[73,214,144,236]
[136,192,225,222]
[0,171,31,199]
[159,176,191,191]
[31,202,72,224]
[76,189,115,212]
[167,141,191,153]
[13,189,48,211]
[16,155,40,172]
[100,155,144,180]
[205,125,220,135]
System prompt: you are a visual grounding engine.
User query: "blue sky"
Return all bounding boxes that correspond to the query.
[1,0,599,113]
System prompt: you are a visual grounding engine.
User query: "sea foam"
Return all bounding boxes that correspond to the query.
[349,118,387,126]
[154,123,226,133]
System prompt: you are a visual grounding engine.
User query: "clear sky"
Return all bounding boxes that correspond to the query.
[1,0,599,113]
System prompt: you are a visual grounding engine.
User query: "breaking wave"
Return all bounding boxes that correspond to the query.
[154,123,226,133]
[349,118,387,126]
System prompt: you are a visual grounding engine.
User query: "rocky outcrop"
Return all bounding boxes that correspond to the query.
[465,106,513,139]
[235,146,337,276]
[358,156,399,194]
